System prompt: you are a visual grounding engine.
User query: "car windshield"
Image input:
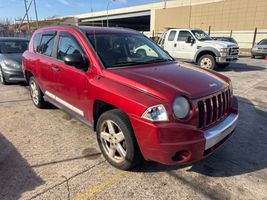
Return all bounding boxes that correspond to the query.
[87,33,174,68]
[0,40,29,54]
[191,30,212,41]
[259,39,267,45]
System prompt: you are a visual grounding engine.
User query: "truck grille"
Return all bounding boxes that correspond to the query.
[229,47,239,56]
[198,88,231,129]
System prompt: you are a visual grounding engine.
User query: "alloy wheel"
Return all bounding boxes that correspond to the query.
[0,68,4,83]
[100,120,127,163]
[30,80,39,105]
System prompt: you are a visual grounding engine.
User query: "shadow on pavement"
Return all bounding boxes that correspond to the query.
[137,96,267,178]
[0,133,44,200]
[215,62,266,72]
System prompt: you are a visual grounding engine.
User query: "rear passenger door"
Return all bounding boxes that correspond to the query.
[163,30,178,58]
[35,31,57,95]
[51,32,89,118]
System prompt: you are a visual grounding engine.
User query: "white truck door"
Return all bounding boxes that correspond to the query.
[163,30,178,58]
[176,30,197,60]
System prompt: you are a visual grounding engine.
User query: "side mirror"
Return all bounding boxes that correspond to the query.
[185,36,195,44]
[63,53,89,71]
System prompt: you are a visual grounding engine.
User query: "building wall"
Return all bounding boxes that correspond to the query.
[154,0,267,32]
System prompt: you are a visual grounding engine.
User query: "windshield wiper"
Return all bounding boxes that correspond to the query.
[108,61,143,68]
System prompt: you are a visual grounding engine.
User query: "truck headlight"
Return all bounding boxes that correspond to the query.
[141,104,168,121]
[220,48,229,57]
[4,60,21,69]
[173,96,190,119]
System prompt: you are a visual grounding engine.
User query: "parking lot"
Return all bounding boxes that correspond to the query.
[0,57,267,200]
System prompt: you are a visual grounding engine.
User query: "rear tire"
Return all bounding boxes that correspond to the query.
[29,76,47,109]
[198,54,215,70]
[96,109,143,170]
[0,66,7,85]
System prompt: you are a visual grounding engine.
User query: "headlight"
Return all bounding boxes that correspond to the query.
[220,48,228,53]
[141,104,168,121]
[253,46,259,51]
[173,96,190,119]
[3,60,21,69]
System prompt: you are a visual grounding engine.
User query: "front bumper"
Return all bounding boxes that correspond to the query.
[2,68,25,83]
[251,50,267,57]
[130,97,238,165]
[216,55,238,63]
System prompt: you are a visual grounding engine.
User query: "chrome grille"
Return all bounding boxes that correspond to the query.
[198,88,231,129]
[229,47,239,56]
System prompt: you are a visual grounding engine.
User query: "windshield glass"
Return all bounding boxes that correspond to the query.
[87,33,173,68]
[191,30,212,41]
[0,40,29,54]
[259,39,267,45]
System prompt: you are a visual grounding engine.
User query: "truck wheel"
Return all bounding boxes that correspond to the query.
[198,55,215,70]
[218,63,230,69]
[0,66,7,85]
[96,109,142,170]
[29,76,47,109]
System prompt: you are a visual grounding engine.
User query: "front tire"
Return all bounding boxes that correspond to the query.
[198,55,215,70]
[29,76,47,108]
[0,66,7,85]
[96,109,142,170]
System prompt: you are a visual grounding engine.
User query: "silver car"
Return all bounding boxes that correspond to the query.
[251,38,267,58]
[0,37,29,85]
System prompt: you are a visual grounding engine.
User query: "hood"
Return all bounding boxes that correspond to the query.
[1,53,23,64]
[105,62,229,102]
[202,40,237,48]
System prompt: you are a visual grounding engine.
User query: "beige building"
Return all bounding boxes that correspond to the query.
[74,0,267,48]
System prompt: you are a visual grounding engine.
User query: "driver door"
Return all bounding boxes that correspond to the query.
[176,30,196,60]
[51,31,89,118]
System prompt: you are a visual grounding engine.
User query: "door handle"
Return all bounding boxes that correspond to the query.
[51,66,60,72]
[174,43,177,47]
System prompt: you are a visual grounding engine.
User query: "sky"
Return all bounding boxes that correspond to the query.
[0,0,164,21]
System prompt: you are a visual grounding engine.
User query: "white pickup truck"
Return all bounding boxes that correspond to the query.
[157,29,239,69]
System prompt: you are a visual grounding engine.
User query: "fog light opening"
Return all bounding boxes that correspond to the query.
[172,150,191,162]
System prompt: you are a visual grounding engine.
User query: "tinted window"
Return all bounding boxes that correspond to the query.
[0,40,28,54]
[168,31,177,41]
[39,33,56,56]
[33,33,41,52]
[177,31,193,41]
[259,39,267,45]
[57,34,83,61]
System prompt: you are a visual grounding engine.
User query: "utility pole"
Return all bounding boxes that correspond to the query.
[188,0,192,28]
[33,0,39,28]
[107,0,116,27]
[163,0,167,9]
[24,0,30,30]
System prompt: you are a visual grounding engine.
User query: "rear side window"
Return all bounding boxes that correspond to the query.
[168,31,177,41]
[57,33,84,61]
[177,31,192,41]
[33,33,41,52]
[39,32,56,56]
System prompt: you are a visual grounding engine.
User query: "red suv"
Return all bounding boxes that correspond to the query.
[22,26,238,170]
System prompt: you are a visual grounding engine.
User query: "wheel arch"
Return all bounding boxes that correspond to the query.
[194,47,220,63]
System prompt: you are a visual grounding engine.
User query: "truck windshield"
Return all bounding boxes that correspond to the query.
[0,40,29,54]
[87,33,174,68]
[191,30,212,41]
